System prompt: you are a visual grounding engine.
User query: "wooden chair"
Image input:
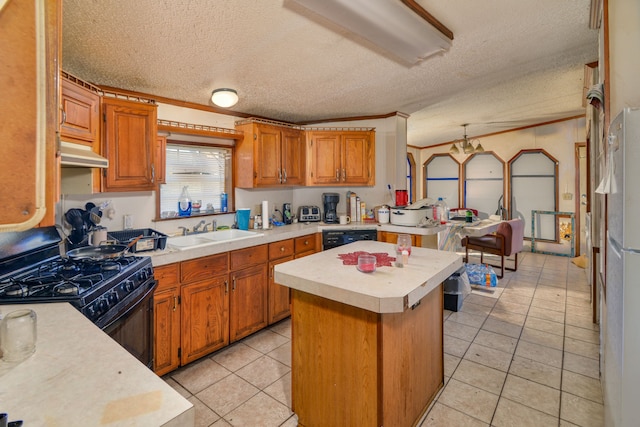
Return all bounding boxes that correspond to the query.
[462,218,524,278]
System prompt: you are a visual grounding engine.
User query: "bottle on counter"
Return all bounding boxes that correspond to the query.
[220,192,228,213]
[178,186,192,217]
[438,197,449,224]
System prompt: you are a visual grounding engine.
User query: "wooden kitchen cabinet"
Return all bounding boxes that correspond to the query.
[60,75,100,145]
[0,0,60,230]
[234,121,305,188]
[181,274,229,365]
[180,253,229,365]
[294,233,320,257]
[101,97,158,191]
[153,263,181,376]
[307,130,375,186]
[230,245,269,341]
[268,240,295,324]
[378,231,438,249]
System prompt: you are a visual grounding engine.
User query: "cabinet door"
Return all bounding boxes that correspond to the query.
[60,78,100,144]
[342,132,373,185]
[181,275,230,365]
[255,124,282,186]
[308,132,342,185]
[102,97,157,191]
[281,128,305,185]
[153,287,180,376]
[0,0,59,230]
[269,255,294,324]
[230,264,268,342]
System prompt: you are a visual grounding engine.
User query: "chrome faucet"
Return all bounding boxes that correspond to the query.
[193,220,206,232]
[178,226,189,236]
[203,220,217,232]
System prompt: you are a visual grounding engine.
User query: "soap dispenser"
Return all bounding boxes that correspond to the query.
[178,186,192,217]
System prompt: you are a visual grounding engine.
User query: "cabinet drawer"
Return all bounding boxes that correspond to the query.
[230,244,268,271]
[295,234,317,255]
[269,239,294,260]
[154,263,180,292]
[181,253,229,284]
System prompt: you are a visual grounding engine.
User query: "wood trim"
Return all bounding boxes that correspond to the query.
[400,0,454,40]
[418,115,584,150]
[157,120,243,140]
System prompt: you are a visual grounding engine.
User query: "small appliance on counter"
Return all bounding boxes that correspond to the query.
[283,203,293,224]
[389,198,433,227]
[322,192,340,223]
[298,206,321,222]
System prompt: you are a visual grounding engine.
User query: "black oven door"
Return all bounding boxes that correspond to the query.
[102,279,156,369]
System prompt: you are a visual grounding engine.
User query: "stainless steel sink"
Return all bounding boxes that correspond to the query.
[168,229,263,250]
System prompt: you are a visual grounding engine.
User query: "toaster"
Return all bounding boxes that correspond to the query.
[298,206,321,222]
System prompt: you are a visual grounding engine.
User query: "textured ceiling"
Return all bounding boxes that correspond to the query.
[62,0,598,147]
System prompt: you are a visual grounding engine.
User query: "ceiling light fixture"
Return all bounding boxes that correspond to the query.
[449,124,484,155]
[211,88,238,108]
[289,0,453,65]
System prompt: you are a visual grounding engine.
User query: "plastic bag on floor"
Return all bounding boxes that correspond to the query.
[465,263,498,287]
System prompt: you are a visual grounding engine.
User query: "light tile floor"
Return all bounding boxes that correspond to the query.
[164,251,603,427]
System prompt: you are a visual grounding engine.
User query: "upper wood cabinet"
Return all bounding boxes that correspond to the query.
[60,76,100,145]
[0,0,60,230]
[234,121,305,188]
[307,130,375,186]
[101,97,158,192]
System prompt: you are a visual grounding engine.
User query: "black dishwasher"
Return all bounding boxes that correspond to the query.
[322,229,378,250]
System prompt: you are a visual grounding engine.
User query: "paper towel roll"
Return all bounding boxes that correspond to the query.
[262,201,269,229]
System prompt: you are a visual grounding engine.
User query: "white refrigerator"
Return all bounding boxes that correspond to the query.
[604,107,640,427]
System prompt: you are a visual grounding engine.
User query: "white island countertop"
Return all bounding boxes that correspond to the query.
[0,303,194,426]
[274,240,462,313]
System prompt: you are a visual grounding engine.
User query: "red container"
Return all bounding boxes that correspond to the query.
[395,190,408,207]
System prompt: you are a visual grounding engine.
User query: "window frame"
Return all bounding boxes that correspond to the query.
[156,139,235,221]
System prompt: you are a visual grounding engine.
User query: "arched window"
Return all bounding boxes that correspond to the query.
[424,154,460,206]
[509,149,558,240]
[462,152,505,219]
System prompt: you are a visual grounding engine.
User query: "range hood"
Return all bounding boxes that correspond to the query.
[60,141,108,168]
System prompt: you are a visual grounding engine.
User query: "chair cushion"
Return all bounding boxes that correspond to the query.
[466,234,502,250]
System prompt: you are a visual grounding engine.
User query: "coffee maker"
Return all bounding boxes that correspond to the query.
[322,193,340,223]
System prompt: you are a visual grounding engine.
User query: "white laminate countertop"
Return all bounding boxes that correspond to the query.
[0,303,194,427]
[148,222,445,266]
[273,240,462,313]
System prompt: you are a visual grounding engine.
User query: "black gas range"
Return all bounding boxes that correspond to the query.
[0,226,157,367]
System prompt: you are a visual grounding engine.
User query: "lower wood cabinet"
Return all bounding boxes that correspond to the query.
[181,274,229,365]
[153,264,181,376]
[153,236,319,375]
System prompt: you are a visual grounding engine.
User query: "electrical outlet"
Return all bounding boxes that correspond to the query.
[124,214,134,230]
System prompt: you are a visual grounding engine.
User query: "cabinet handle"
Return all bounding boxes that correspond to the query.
[232,277,236,291]
[173,296,177,312]
[282,168,287,183]
[151,164,155,183]
[342,168,346,181]
[61,109,66,125]
[304,240,309,246]
[336,169,340,182]
[270,266,274,279]
[224,280,229,294]
[278,169,282,183]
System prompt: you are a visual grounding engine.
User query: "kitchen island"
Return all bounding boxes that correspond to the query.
[274,241,461,427]
[0,303,194,426]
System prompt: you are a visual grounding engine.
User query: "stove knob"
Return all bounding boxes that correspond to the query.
[138,269,150,281]
[121,280,135,293]
[107,292,119,305]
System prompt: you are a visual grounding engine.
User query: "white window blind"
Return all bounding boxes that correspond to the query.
[160,143,232,215]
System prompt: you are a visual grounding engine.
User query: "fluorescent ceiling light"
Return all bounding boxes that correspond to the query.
[290,0,453,65]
